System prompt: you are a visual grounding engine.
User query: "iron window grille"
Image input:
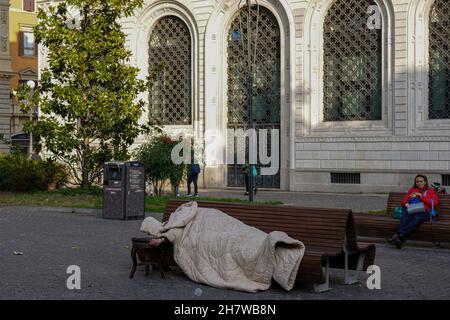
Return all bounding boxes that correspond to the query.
[429,0,450,119]
[148,16,192,125]
[226,6,281,127]
[323,0,382,121]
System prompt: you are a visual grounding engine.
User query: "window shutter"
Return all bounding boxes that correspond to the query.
[18,31,24,56]
[23,0,34,12]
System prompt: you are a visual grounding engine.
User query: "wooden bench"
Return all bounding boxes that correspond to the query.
[159,200,376,292]
[354,193,450,245]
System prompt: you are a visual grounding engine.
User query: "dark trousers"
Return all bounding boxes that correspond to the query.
[397,209,430,239]
[187,173,199,195]
[244,174,257,193]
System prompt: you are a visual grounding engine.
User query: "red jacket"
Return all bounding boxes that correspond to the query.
[401,187,439,212]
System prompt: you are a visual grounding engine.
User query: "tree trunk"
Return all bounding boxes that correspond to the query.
[81,154,90,188]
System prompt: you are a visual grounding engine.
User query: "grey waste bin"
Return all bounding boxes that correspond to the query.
[103,161,145,220]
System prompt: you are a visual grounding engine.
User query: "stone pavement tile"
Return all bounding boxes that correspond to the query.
[0,206,449,300]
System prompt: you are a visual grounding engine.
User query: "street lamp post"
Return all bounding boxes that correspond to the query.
[26,80,36,158]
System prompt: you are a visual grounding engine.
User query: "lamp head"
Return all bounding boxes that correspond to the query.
[26,80,36,89]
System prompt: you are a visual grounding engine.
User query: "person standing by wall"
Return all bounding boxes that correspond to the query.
[243,164,258,196]
[187,162,200,197]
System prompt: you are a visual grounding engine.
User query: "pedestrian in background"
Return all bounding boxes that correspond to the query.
[243,164,258,196]
[187,163,201,197]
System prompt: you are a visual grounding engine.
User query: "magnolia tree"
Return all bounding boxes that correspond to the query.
[18,0,156,187]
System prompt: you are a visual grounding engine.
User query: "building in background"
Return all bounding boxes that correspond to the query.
[0,0,14,153]
[37,0,450,193]
[0,0,37,154]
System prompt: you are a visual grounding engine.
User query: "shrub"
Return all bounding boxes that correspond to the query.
[135,134,186,196]
[0,153,68,192]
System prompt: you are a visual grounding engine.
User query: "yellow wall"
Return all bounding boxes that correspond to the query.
[9,0,37,90]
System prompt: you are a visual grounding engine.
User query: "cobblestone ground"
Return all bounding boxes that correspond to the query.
[0,206,449,300]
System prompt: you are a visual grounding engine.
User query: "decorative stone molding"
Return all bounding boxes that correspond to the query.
[296,136,450,143]
[130,0,200,132]
[407,0,450,134]
[0,72,14,79]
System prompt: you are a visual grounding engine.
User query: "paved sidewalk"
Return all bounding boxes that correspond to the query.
[1,206,449,300]
[188,188,388,213]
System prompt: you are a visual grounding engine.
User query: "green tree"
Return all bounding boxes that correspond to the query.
[18,0,154,187]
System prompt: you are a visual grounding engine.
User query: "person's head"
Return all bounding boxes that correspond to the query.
[413,174,429,190]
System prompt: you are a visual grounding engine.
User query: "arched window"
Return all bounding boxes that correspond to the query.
[226,6,281,188]
[227,6,281,127]
[323,0,382,121]
[148,16,192,125]
[429,0,450,119]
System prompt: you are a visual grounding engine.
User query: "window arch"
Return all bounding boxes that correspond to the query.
[148,16,192,125]
[323,0,382,121]
[429,0,450,119]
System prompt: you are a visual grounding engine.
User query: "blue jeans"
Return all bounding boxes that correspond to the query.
[397,208,430,239]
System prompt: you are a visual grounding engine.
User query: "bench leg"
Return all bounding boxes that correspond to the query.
[433,241,443,249]
[129,246,138,279]
[344,252,365,285]
[313,259,332,293]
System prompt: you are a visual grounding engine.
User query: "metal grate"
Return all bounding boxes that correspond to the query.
[148,16,192,125]
[429,0,450,119]
[443,175,450,186]
[226,6,281,126]
[323,0,382,121]
[331,173,361,184]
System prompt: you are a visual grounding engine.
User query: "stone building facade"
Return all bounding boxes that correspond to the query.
[37,0,450,193]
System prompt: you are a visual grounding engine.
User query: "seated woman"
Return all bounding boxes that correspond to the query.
[389,174,439,249]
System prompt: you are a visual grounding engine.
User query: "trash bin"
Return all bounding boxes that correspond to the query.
[103,161,145,220]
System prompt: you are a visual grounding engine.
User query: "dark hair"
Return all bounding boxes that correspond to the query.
[412,174,429,189]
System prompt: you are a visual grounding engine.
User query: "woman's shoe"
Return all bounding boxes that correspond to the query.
[388,233,399,245]
[389,233,403,249]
